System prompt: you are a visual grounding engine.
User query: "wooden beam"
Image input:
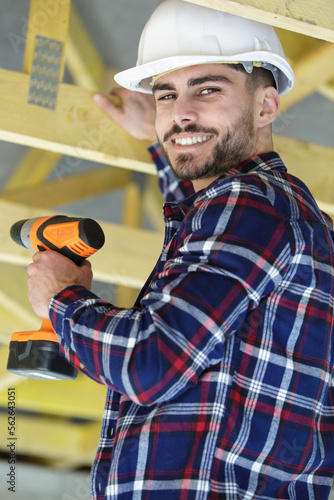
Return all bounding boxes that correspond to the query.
[319,81,334,102]
[23,0,71,77]
[3,149,61,192]
[280,42,334,111]
[185,0,334,42]
[275,29,323,64]
[0,68,153,175]
[0,360,106,419]
[143,176,165,232]
[1,166,131,208]
[116,183,143,307]
[0,410,100,467]
[122,182,142,228]
[0,200,163,289]
[1,67,334,186]
[5,0,71,192]
[0,263,39,327]
[0,308,30,344]
[274,135,334,208]
[0,346,26,392]
[66,2,105,90]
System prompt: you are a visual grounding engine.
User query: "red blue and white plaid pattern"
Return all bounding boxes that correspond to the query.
[50,147,334,499]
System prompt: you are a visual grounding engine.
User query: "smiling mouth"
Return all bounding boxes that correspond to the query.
[173,135,212,146]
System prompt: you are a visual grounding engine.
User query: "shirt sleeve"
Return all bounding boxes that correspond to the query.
[148,142,195,202]
[49,179,291,406]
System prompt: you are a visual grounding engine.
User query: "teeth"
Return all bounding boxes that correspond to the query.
[174,136,210,146]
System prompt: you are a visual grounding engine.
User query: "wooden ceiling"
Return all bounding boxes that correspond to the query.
[0,0,333,469]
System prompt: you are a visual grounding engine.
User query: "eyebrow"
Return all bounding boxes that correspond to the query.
[152,74,232,94]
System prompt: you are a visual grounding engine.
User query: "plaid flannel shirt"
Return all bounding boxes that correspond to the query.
[50,144,334,499]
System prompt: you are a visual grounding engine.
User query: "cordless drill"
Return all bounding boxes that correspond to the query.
[7,215,105,381]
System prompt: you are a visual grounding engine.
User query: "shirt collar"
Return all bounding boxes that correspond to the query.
[163,152,286,220]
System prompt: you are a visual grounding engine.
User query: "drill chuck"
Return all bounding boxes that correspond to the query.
[10,218,35,250]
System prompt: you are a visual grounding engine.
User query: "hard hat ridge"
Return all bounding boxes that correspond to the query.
[115,0,294,96]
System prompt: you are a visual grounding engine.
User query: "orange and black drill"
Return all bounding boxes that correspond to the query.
[7,215,105,381]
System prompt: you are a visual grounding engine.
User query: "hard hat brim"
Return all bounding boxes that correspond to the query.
[115,52,294,96]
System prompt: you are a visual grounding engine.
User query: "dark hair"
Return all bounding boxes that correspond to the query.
[227,63,276,94]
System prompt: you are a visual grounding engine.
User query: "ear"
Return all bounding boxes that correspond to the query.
[255,86,280,128]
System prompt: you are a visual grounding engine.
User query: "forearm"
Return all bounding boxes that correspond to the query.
[49,268,246,406]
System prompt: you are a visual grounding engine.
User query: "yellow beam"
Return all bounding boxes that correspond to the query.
[280,42,334,111]
[0,308,30,344]
[319,81,334,102]
[122,182,142,228]
[5,0,71,192]
[0,263,39,327]
[23,0,71,77]
[185,0,334,42]
[2,67,334,185]
[0,346,26,392]
[66,2,105,90]
[3,149,61,192]
[275,29,323,64]
[143,176,165,232]
[0,410,100,467]
[0,362,106,419]
[116,183,143,307]
[1,166,131,208]
[275,136,334,205]
[0,68,153,175]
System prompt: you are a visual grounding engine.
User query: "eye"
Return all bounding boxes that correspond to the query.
[156,93,176,101]
[200,87,220,95]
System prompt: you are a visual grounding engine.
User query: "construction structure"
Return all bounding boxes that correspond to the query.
[0,0,333,498]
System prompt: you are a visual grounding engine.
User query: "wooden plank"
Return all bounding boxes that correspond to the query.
[0,410,100,466]
[185,0,334,42]
[0,263,39,327]
[2,67,334,185]
[319,81,334,102]
[122,182,142,228]
[274,135,334,206]
[0,199,163,289]
[0,358,106,419]
[5,0,71,192]
[0,346,25,392]
[275,28,323,64]
[3,149,61,191]
[0,308,30,344]
[143,176,165,232]
[0,68,153,175]
[116,183,143,307]
[66,2,105,90]
[1,166,131,208]
[23,0,71,77]
[280,42,334,111]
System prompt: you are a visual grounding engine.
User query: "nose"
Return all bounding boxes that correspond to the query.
[171,95,199,127]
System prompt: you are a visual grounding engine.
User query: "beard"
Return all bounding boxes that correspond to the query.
[158,105,256,182]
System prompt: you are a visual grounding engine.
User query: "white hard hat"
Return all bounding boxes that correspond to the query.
[115,0,294,96]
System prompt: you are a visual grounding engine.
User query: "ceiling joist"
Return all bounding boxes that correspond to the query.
[1,66,333,207]
[186,0,334,42]
[0,68,153,175]
[1,166,131,208]
[280,42,334,111]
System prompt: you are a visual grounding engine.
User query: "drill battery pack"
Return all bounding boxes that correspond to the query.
[7,321,78,380]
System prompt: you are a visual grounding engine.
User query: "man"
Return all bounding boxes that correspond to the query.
[27,1,334,498]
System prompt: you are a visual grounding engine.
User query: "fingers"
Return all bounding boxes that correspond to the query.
[93,92,124,122]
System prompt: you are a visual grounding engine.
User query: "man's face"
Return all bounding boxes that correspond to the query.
[153,64,257,189]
